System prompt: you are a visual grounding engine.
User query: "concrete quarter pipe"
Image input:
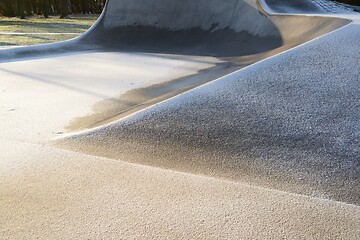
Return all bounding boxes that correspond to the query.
[1,0,360,239]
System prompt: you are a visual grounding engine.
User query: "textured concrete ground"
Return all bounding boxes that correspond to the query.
[1,0,359,239]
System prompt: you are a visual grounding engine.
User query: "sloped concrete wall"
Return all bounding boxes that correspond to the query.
[101,0,278,37]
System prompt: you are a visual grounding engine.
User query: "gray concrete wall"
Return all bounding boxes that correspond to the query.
[102,0,278,37]
[84,0,348,50]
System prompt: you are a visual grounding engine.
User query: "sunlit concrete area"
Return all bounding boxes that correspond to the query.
[1,0,359,239]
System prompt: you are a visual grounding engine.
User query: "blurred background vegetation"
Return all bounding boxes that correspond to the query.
[336,0,360,6]
[0,0,103,46]
[0,14,98,46]
[0,0,105,18]
[0,1,359,19]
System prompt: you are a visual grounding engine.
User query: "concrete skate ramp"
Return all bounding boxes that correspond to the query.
[81,0,284,57]
[79,0,347,57]
[0,0,348,61]
[55,0,349,130]
[56,0,360,205]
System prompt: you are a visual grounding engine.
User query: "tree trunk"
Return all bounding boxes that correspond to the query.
[17,0,25,19]
[42,0,50,18]
[60,0,70,19]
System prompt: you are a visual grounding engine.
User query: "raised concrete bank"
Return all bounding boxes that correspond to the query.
[58,0,358,204]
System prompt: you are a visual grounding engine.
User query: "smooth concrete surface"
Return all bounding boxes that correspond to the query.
[1,0,360,239]
[0,51,218,142]
[102,0,277,34]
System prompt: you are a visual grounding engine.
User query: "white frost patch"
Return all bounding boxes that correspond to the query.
[311,0,359,14]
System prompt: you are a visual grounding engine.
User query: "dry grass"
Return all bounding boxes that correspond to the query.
[0,14,99,46]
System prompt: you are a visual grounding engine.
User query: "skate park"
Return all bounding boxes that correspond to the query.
[1,0,360,238]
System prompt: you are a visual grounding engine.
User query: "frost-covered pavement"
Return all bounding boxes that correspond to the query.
[61,21,360,206]
[312,0,360,13]
[1,0,360,239]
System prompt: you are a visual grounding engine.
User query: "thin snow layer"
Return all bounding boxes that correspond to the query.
[61,24,360,205]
